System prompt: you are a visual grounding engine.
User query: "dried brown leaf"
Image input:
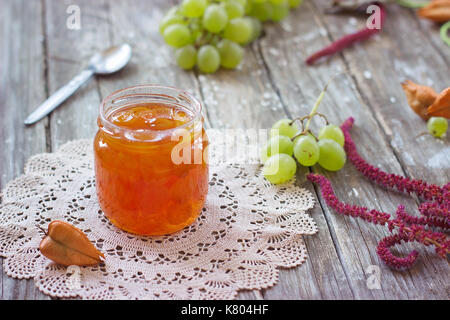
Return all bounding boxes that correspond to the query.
[427,87,450,119]
[417,0,450,23]
[401,80,438,121]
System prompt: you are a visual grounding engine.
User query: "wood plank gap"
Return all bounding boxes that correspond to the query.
[308,0,416,188]
[104,1,114,46]
[251,42,323,300]
[406,11,449,66]
[300,237,326,299]
[305,0,409,299]
[255,11,357,298]
[309,181,356,299]
[41,0,51,153]
[304,1,449,298]
[254,42,293,120]
[192,71,214,129]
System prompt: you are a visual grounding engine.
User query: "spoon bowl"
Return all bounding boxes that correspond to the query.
[24,44,132,125]
[89,44,132,75]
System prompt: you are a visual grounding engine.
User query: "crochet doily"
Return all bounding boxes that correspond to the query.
[0,134,317,299]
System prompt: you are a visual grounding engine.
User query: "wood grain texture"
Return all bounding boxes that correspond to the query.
[0,0,50,300]
[311,0,449,299]
[1,0,448,300]
[251,0,449,299]
[45,0,110,149]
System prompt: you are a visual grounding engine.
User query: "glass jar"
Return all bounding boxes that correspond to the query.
[94,85,208,235]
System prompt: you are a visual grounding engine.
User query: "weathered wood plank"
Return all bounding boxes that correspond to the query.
[257,0,448,299]
[2,0,447,300]
[253,2,371,299]
[0,0,49,300]
[186,23,354,302]
[98,0,353,300]
[312,1,450,299]
[97,0,262,300]
[412,10,450,66]
[45,0,111,149]
[256,0,449,299]
[313,0,449,298]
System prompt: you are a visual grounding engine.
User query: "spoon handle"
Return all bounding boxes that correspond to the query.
[24,69,95,125]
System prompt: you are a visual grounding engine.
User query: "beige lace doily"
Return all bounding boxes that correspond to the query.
[0,135,316,299]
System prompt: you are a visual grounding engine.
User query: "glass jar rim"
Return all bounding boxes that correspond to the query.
[98,84,203,140]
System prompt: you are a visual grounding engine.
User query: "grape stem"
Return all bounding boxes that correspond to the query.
[291,113,329,141]
[396,0,429,8]
[290,73,343,141]
[290,113,329,128]
[304,72,342,132]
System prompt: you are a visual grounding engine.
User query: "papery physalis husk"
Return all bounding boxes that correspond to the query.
[401,80,438,121]
[417,0,450,23]
[39,220,105,266]
[427,87,450,119]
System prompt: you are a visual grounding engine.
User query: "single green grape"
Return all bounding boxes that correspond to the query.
[260,135,294,163]
[270,119,299,139]
[175,45,197,70]
[269,0,287,5]
[159,14,185,34]
[246,17,262,43]
[271,2,289,22]
[245,0,253,14]
[318,139,346,172]
[288,0,303,8]
[203,4,229,33]
[182,0,207,18]
[249,2,273,22]
[163,24,192,48]
[234,0,247,6]
[427,117,448,138]
[318,124,345,147]
[222,0,244,19]
[293,134,320,167]
[166,6,180,17]
[197,45,221,73]
[223,17,253,44]
[190,23,202,44]
[217,39,243,69]
[262,154,297,184]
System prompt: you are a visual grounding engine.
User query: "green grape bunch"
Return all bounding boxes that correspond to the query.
[159,0,304,73]
[261,115,348,185]
[260,76,349,185]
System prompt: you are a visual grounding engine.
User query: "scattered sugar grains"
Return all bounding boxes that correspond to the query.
[281,20,292,33]
[363,70,372,79]
[269,48,280,57]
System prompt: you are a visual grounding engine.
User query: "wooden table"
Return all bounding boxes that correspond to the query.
[1,0,448,300]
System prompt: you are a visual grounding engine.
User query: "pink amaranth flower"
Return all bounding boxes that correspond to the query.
[307,117,449,270]
[340,117,447,204]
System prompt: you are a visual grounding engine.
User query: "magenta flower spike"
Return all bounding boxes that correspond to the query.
[307,117,449,270]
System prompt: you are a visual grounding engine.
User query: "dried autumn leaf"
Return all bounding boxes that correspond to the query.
[417,0,450,23]
[39,220,105,266]
[427,87,450,119]
[401,80,438,121]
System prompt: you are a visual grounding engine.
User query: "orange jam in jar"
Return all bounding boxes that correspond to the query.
[94,85,208,235]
